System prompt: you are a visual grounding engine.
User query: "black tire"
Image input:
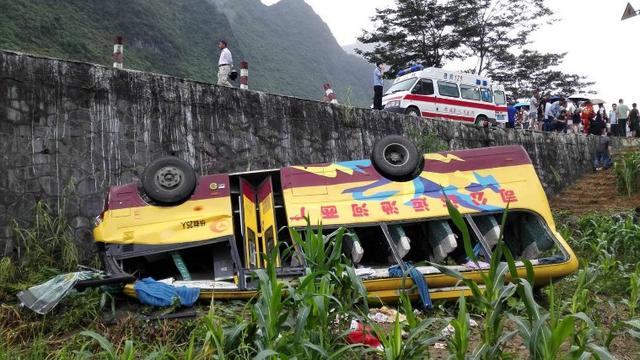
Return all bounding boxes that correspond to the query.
[371,135,423,182]
[405,107,421,117]
[141,156,197,205]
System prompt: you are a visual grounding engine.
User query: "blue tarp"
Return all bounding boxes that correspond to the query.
[134,277,200,307]
[389,263,433,310]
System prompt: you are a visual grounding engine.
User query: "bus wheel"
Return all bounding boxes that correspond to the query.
[475,115,489,127]
[405,107,421,117]
[371,135,423,182]
[141,156,197,205]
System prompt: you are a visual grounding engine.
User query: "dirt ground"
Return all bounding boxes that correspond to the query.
[550,165,640,215]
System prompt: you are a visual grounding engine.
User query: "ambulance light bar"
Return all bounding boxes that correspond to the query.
[397,64,424,77]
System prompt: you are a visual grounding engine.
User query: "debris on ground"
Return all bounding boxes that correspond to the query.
[368,306,407,323]
[17,271,100,314]
[434,342,447,350]
[346,320,383,350]
[134,277,200,307]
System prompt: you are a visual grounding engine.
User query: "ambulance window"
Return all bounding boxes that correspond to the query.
[412,79,434,95]
[437,81,460,98]
[494,91,506,105]
[481,88,493,103]
[460,85,481,101]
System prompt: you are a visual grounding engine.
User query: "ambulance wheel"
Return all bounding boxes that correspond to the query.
[405,107,421,117]
[141,156,197,205]
[371,135,423,182]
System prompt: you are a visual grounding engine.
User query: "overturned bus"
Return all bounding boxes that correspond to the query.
[92,136,579,302]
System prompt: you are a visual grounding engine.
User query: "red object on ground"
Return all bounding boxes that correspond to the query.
[346,321,382,349]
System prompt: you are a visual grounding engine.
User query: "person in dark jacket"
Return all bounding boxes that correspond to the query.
[590,110,606,136]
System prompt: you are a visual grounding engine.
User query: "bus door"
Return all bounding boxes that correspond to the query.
[240,178,260,269]
[257,176,280,267]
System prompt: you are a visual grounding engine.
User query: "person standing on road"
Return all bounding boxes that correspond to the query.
[617,99,630,137]
[581,101,594,135]
[217,40,233,87]
[373,63,385,110]
[609,104,618,136]
[630,103,639,137]
[507,101,517,128]
[545,99,561,132]
[528,90,539,130]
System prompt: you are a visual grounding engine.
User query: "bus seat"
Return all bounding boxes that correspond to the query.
[474,216,500,248]
[388,225,411,260]
[426,220,457,262]
[343,230,364,265]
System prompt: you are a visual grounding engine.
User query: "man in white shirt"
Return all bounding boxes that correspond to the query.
[217,40,233,87]
[610,104,619,136]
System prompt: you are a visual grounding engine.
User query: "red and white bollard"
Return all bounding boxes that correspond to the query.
[112,36,124,69]
[322,83,339,104]
[240,61,249,90]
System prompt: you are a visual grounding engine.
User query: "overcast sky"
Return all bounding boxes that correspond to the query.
[261,0,639,105]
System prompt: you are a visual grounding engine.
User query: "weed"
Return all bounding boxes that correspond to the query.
[0,257,15,284]
[407,128,449,153]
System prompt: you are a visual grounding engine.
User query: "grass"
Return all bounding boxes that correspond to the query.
[1,204,640,358]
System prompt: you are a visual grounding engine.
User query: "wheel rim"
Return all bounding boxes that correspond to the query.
[409,110,419,117]
[155,166,184,190]
[383,143,410,167]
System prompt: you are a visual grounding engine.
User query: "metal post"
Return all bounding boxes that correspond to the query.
[112,36,124,69]
[240,61,249,90]
[322,83,339,105]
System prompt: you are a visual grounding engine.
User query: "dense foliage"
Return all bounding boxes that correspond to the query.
[358,0,593,97]
[0,0,374,106]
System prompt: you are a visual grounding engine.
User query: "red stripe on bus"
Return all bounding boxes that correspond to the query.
[403,94,498,111]
[422,111,475,122]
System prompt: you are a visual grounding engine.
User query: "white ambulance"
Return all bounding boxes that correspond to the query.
[382,66,505,125]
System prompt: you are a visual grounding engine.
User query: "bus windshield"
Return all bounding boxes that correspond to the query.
[385,78,418,95]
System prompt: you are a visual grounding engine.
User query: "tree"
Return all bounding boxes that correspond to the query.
[488,50,594,98]
[356,0,465,76]
[457,0,554,74]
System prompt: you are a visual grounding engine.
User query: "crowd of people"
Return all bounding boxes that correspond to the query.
[505,92,640,171]
[507,91,640,138]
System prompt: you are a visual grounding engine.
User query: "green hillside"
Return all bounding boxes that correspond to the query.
[0,0,373,106]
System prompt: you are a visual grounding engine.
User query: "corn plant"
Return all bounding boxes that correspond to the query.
[569,268,596,315]
[432,200,519,360]
[368,293,440,360]
[249,226,365,359]
[447,295,471,360]
[623,264,640,318]
[615,151,640,197]
[251,250,292,357]
[201,305,251,360]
